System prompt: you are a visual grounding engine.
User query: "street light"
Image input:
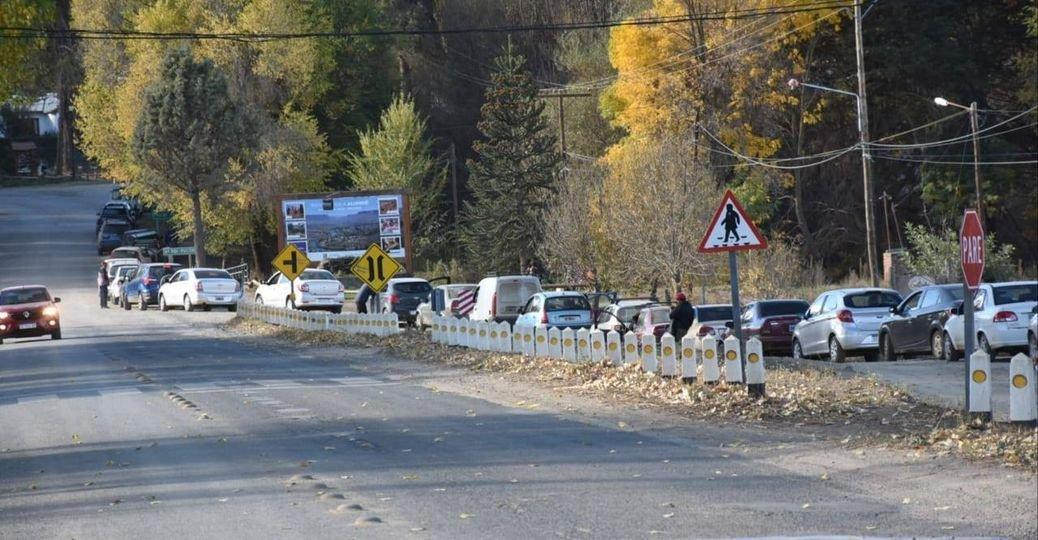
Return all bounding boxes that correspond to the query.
[933,96,984,224]
[788,78,879,286]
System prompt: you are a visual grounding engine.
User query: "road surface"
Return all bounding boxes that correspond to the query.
[1,183,1035,539]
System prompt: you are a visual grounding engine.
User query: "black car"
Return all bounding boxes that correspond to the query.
[878,284,965,361]
[97,219,132,255]
[96,204,134,233]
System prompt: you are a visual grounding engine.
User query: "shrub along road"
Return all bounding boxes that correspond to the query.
[0,184,1034,539]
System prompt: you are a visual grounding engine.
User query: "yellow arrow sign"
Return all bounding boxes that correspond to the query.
[350,243,401,293]
[273,244,311,281]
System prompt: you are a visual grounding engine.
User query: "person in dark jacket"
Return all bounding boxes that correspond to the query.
[355,283,372,314]
[98,262,111,308]
[670,292,694,340]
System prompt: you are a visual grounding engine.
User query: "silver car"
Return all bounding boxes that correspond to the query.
[793,288,902,362]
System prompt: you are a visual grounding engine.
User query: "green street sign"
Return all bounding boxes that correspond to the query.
[161,246,195,256]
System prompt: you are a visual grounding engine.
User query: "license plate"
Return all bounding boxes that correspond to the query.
[19,322,37,330]
[215,297,225,302]
[564,316,577,321]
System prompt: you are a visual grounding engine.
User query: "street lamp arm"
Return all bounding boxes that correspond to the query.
[796,81,860,99]
[933,96,969,110]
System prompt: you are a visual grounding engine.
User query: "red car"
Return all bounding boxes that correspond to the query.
[740,299,810,355]
[0,285,62,344]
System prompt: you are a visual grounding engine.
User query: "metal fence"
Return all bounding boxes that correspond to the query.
[236,301,400,336]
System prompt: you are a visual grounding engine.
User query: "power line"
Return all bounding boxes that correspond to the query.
[869,107,1037,149]
[872,155,1037,166]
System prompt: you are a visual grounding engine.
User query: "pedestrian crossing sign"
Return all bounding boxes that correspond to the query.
[697,189,768,253]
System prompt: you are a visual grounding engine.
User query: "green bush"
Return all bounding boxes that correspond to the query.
[901,223,1017,283]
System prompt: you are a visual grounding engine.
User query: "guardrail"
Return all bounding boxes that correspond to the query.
[225,263,249,284]
[236,301,400,336]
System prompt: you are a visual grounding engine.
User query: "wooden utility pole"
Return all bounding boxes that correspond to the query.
[968,102,985,225]
[853,0,878,286]
[450,141,459,227]
[537,90,591,155]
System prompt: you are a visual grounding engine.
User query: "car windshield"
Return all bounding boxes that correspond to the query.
[758,301,810,317]
[116,266,136,277]
[195,270,232,279]
[843,291,902,308]
[300,270,336,281]
[992,283,1037,305]
[697,306,732,322]
[102,223,130,235]
[101,206,127,217]
[111,248,137,256]
[147,265,181,279]
[394,281,432,294]
[545,296,590,312]
[648,307,671,323]
[616,306,642,323]
[0,287,50,305]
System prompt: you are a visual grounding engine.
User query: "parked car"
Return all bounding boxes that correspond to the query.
[690,304,735,339]
[103,257,140,271]
[97,219,132,255]
[943,281,1037,359]
[416,283,477,329]
[109,246,148,262]
[109,264,139,307]
[1028,307,1038,361]
[594,299,659,333]
[254,269,344,312]
[158,268,242,312]
[379,278,433,325]
[0,285,62,343]
[468,275,542,323]
[877,284,964,361]
[121,229,160,259]
[110,187,143,216]
[95,203,134,233]
[515,291,594,330]
[631,305,672,341]
[793,288,902,362]
[740,299,810,355]
[121,263,183,311]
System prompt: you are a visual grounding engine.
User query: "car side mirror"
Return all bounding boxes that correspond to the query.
[952,302,964,316]
[53,297,61,303]
[889,306,898,314]
[724,321,734,329]
[803,312,812,320]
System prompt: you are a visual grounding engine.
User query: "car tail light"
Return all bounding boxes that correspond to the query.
[490,293,497,318]
[298,283,310,293]
[540,310,548,324]
[697,325,714,337]
[234,281,242,292]
[449,299,459,313]
[195,281,204,292]
[142,276,155,286]
[835,309,854,323]
[993,311,1018,323]
[389,294,399,304]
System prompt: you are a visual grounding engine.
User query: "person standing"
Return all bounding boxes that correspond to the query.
[670,292,694,340]
[355,283,372,314]
[98,262,110,308]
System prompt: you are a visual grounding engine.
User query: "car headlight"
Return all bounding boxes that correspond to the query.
[0,312,8,320]
[42,306,58,317]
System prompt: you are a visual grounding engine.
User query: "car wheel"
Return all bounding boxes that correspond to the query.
[880,334,896,362]
[138,295,147,311]
[159,295,169,312]
[977,333,994,358]
[1029,331,1037,361]
[863,352,879,362]
[183,295,194,312]
[930,331,944,360]
[792,339,805,360]
[51,330,61,340]
[329,307,341,315]
[828,336,847,363]
[122,294,131,311]
[228,304,238,313]
[943,333,962,362]
[255,295,263,306]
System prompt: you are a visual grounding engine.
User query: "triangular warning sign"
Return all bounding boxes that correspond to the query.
[697,189,768,253]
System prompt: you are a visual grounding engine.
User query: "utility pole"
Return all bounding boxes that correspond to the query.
[537,90,591,155]
[450,141,459,228]
[854,0,879,287]
[968,102,984,224]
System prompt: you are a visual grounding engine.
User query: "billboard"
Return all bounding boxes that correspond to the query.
[276,190,411,268]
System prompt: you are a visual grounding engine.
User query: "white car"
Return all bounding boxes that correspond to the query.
[594,299,657,333]
[1028,309,1037,361]
[157,268,243,312]
[468,275,542,323]
[255,269,344,313]
[109,246,150,262]
[109,264,138,306]
[416,283,477,329]
[943,281,1037,359]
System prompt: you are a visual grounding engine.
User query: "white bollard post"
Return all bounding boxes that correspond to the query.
[478,321,490,350]
[470,321,480,348]
[590,330,606,363]
[576,329,592,363]
[548,327,563,359]
[461,319,472,348]
[499,322,513,353]
[518,325,532,357]
[1009,353,1037,424]
[487,323,499,352]
[623,331,639,365]
[606,330,622,365]
[745,337,766,397]
[561,328,576,363]
[701,335,720,384]
[659,333,678,376]
[446,318,457,346]
[640,334,657,374]
[723,335,743,384]
[535,326,549,357]
[681,335,698,383]
[968,349,992,422]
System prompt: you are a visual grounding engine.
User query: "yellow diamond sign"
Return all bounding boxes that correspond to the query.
[350,243,402,293]
[273,243,311,281]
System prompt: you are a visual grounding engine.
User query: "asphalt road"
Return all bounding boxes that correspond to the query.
[1,183,1035,539]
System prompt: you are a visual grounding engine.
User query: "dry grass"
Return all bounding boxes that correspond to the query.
[222,318,1037,470]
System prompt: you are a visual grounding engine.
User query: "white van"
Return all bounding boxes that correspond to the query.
[469,275,542,323]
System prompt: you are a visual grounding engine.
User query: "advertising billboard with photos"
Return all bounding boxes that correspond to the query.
[276,190,411,267]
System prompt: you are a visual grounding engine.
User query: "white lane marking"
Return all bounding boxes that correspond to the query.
[275,408,311,415]
[16,395,59,404]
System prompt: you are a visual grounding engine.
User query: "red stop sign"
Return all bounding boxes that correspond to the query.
[960,210,985,288]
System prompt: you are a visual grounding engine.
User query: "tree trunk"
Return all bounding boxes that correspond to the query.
[55,0,75,177]
[190,188,207,267]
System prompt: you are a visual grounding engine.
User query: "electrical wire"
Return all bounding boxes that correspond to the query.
[872,110,968,143]
[872,155,1037,166]
[869,106,1037,149]
[697,124,860,169]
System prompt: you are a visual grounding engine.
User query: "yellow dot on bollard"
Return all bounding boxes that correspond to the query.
[450,326,456,333]
[1012,374,1028,389]
[490,331,498,338]
[642,345,653,354]
[551,338,559,346]
[579,339,588,348]
[537,335,545,343]
[663,346,673,356]
[564,339,573,347]
[725,350,737,361]
[748,353,760,364]
[524,334,531,342]
[971,370,987,384]
[705,350,714,359]
[470,328,477,335]
[593,341,602,350]
[608,342,617,351]
[626,344,635,353]
[682,348,693,358]
[479,330,486,337]
[501,332,509,340]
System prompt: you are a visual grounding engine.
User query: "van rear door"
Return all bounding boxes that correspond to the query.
[495,278,541,317]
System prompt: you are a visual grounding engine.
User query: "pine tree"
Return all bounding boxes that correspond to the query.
[462,40,561,274]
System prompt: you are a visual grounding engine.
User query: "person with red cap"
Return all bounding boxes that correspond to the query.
[670,291,694,340]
